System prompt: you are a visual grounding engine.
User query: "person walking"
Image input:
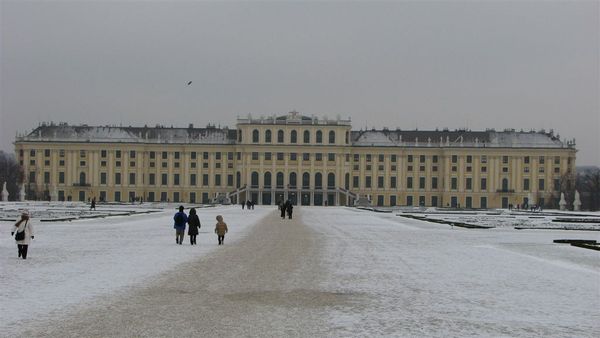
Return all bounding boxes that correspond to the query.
[187,208,201,245]
[286,200,293,219]
[280,200,286,219]
[241,200,245,210]
[90,197,96,211]
[214,215,228,245]
[12,212,34,259]
[173,206,188,245]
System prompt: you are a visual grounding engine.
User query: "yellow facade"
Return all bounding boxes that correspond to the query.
[14,113,576,208]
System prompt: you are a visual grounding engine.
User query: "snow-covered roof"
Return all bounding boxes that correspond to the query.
[17,124,236,144]
[17,123,574,149]
[351,129,572,148]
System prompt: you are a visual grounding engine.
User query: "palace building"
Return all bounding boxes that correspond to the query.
[14,112,576,208]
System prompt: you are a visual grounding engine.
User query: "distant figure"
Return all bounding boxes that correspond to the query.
[12,212,34,259]
[90,197,96,210]
[214,215,228,245]
[187,208,201,245]
[173,205,188,245]
[280,200,286,219]
[246,200,252,210]
[241,200,245,210]
[286,200,293,219]
[251,201,255,210]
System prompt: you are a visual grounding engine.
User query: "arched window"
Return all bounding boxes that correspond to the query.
[277,130,284,143]
[302,172,310,189]
[303,130,310,143]
[252,130,259,143]
[251,172,259,188]
[79,172,86,185]
[291,130,297,143]
[276,172,284,188]
[265,130,272,143]
[502,178,509,191]
[329,130,335,144]
[315,173,323,189]
[238,130,242,143]
[327,173,335,188]
[264,172,272,188]
[236,171,241,188]
[289,172,297,188]
[316,130,323,144]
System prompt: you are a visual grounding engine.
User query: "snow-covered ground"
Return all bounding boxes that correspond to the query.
[395,208,600,230]
[304,208,600,336]
[1,203,599,336]
[0,202,271,334]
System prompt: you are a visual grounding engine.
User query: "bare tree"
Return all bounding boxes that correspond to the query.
[0,151,24,201]
[577,168,600,211]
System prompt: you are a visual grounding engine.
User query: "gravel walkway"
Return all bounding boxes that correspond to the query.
[18,210,345,338]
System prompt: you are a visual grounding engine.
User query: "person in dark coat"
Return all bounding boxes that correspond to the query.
[241,200,245,210]
[246,200,252,210]
[173,205,188,245]
[187,208,201,245]
[90,197,96,210]
[280,200,286,219]
[286,200,293,219]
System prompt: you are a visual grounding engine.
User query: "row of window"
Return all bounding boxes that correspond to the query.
[248,129,341,144]
[25,149,567,166]
[31,168,562,193]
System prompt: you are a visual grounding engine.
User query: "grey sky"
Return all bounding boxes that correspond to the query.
[1,0,598,165]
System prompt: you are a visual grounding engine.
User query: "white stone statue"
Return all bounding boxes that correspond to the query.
[573,190,582,211]
[1,182,8,201]
[559,192,567,211]
[19,184,26,201]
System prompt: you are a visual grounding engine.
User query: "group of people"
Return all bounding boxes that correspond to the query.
[8,206,229,261]
[278,200,294,219]
[240,200,255,210]
[173,205,228,245]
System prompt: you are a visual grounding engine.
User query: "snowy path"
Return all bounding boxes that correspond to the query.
[12,209,334,337]
[0,205,273,336]
[2,206,599,337]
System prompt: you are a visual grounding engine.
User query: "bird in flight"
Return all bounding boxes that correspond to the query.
[187,81,192,85]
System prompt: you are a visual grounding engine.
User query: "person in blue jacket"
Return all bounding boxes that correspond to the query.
[173,205,188,245]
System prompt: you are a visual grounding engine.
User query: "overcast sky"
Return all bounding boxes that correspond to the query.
[1,0,598,165]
